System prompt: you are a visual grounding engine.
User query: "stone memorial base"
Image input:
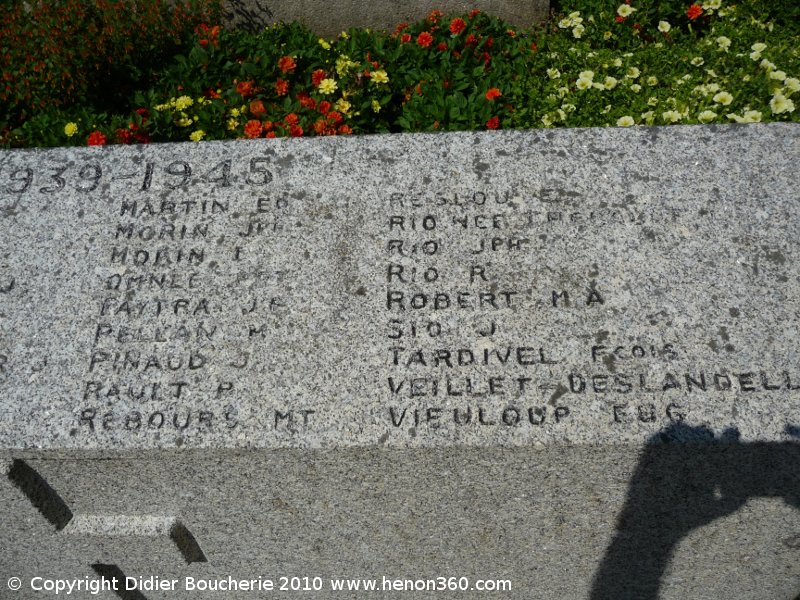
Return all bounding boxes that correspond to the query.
[1,123,799,597]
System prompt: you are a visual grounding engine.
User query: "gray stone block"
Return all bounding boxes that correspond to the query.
[221,0,550,35]
[1,124,799,598]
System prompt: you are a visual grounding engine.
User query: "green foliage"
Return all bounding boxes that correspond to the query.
[3,1,798,147]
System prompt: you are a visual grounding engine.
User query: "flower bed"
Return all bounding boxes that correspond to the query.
[2,0,797,147]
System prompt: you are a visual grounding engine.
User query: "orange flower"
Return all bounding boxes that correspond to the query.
[250,99,266,116]
[427,9,442,23]
[244,120,262,138]
[87,130,106,146]
[687,3,703,19]
[236,80,255,97]
[416,31,433,48]
[311,69,327,87]
[338,124,352,135]
[327,111,343,124]
[449,18,466,35]
[485,87,502,101]
[275,79,289,96]
[266,131,276,138]
[278,55,297,73]
[297,92,317,110]
[285,112,299,125]
[263,121,273,132]
[486,116,500,129]
[289,124,303,137]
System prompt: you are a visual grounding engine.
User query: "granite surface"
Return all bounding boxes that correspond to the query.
[1,124,799,451]
[221,0,551,35]
[1,124,799,599]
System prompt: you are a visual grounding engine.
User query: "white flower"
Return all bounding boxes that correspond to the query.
[573,24,585,38]
[749,51,762,61]
[604,31,613,40]
[648,96,659,106]
[760,59,776,71]
[593,82,605,90]
[706,83,720,93]
[702,0,721,8]
[541,114,554,127]
[743,110,762,122]
[751,42,767,53]
[658,21,671,33]
[576,79,592,90]
[647,76,658,86]
[617,5,635,17]
[713,91,733,105]
[547,68,561,79]
[562,103,576,113]
[662,110,682,122]
[613,58,623,67]
[558,17,572,28]
[627,67,640,79]
[691,57,705,66]
[578,70,594,82]
[640,110,655,124]
[630,83,642,93]
[769,70,786,81]
[557,86,570,98]
[770,93,795,114]
[616,115,635,126]
[604,76,618,90]
[557,109,567,121]
[697,110,717,123]
[716,36,731,51]
[784,78,800,93]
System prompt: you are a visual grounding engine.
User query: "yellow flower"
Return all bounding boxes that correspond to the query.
[770,93,795,114]
[616,115,635,126]
[319,79,338,95]
[174,95,193,111]
[64,122,78,137]
[334,98,351,114]
[617,5,635,17]
[230,108,240,118]
[227,119,239,131]
[371,100,381,113]
[697,110,717,123]
[318,38,331,50]
[189,130,205,142]
[713,91,733,105]
[340,31,349,39]
[371,69,389,84]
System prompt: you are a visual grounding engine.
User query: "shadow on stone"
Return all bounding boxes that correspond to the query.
[590,423,800,599]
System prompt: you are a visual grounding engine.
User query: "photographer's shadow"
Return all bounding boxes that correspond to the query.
[591,423,800,599]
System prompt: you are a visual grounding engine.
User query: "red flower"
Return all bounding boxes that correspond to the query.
[236,80,255,97]
[285,113,299,125]
[427,9,442,23]
[416,31,433,47]
[115,128,132,144]
[615,15,625,23]
[313,119,331,135]
[687,3,703,19]
[275,79,289,96]
[437,42,448,51]
[449,18,466,35]
[263,121,273,132]
[469,9,480,18]
[485,87,502,101]
[244,120,262,138]
[289,124,303,137]
[327,111,343,124]
[530,42,538,51]
[297,92,317,110]
[395,22,409,34]
[250,99,266,116]
[465,33,477,46]
[87,130,106,146]
[338,124,352,135]
[266,131,276,138]
[486,116,500,129]
[134,133,150,144]
[278,55,296,73]
[401,33,411,43]
[205,88,221,99]
[135,108,150,120]
[319,100,331,115]
[311,69,327,87]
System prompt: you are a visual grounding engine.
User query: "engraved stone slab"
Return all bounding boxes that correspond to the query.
[1,124,799,452]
